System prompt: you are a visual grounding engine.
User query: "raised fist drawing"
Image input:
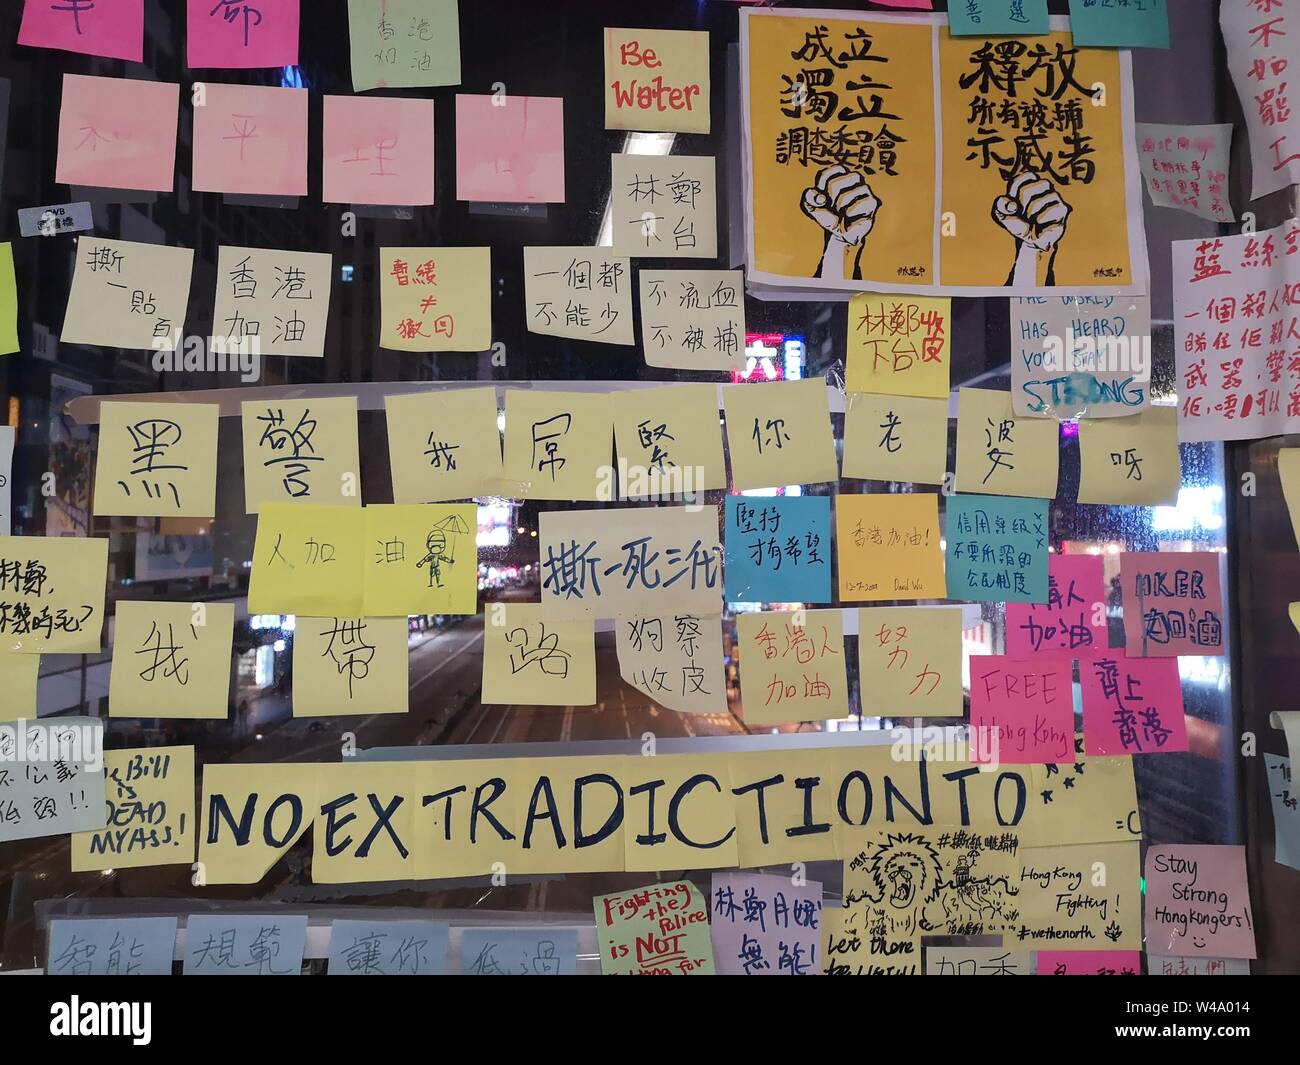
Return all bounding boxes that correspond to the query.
[993,171,1071,286]
[801,164,880,281]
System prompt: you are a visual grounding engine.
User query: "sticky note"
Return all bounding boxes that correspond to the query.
[504,755,617,876]
[1149,955,1250,976]
[0,653,39,720]
[524,247,633,346]
[502,390,613,501]
[1144,845,1256,959]
[1080,655,1187,756]
[184,914,309,975]
[616,611,726,715]
[639,270,746,371]
[737,609,849,724]
[461,928,577,976]
[212,246,332,358]
[309,763,421,884]
[0,535,108,654]
[328,920,449,975]
[108,602,234,719]
[348,0,461,92]
[293,617,409,716]
[0,426,11,533]
[947,0,1050,36]
[47,917,177,976]
[1275,710,1300,764]
[323,96,436,206]
[1005,553,1108,658]
[1022,737,1143,847]
[186,0,299,68]
[1068,0,1169,49]
[1279,448,1300,548]
[362,504,478,616]
[56,75,178,192]
[725,496,830,604]
[1265,755,1300,872]
[247,503,364,616]
[611,383,726,496]
[846,294,951,399]
[93,402,220,518]
[611,153,717,259]
[835,492,945,602]
[605,28,710,134]
[1038,950,1142,975]
[456,94,564,204]
[1136,122,1235,223]
[192,83,308,197]
[0,243,18,355]
[730,749,837,867]
[710,872,821,976]
[623,756,737,872]
[1015,842,1142,948]
[241,397,361,512]
[723,379,837,491]
[955,387,1059,499]
[945,494,1049,604]
[969,655,1074,763]
[199,762,321,884]
[842,392,948,485]
[71,746,194,870]
[0,717,106,841]
[19,0,143,62]
[1119,550,1224,657]
[595,881,716,975]
[62,238,194,352]
[857,606,963,717]
[1078,407,1180,505]
[385,387,503,503]
[379,247,491,352]
[925,948,1033,975]
[481,602,595,706]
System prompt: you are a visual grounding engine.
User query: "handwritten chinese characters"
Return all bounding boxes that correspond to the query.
[835,492,945,602]
[611,383,727,497]
[1136,121,1234,223]
[293,616,409,717]
[19,0,143,63]
[56,74,178,192]
[0,534,108,653]
[62,238,194,352]
[925,946,1032,975]
[1081,655,1187,756]
[725,495,830,604]
[1077,406,1181,505]
[524,247,633,346]
[186,0,299,69]
[858,606,962,718]
[0,717,106,842]
[1005,553,1107,658]
[945,493,1049,604]
[639,269,745,370]
[1067,0,1170,48]
[947,1,1049,36]
[595,880,716,975]
[247,503,364,616]
[481,603,595,706]
[1119,550,1224,657]
[192,83,308,197]
[846,294,951,398]
[723,379,838,491]
[969,655,1074,764]
[380,246,491,352]
[363,504,477,616]
[183,913,309,976]
[93,401,219,518]
[842,392,948,485]
[1144,844,1257,959]
[461,928,576,976]
[328,919,449,976]
[108,602,235,719]
[212,246,331,358]
[385,386,504,503]
[710,872,821,976]
[456,94,565,204]
[323,95,436,206]
[241,396,361,511]
[605,27,710,134]
[48,917,177,976]
[347,0,461,92]
[502,389,613,501]
[616,611,725,715]
[71,745,194,870]
[737,609,849,724]
[611,153,717,259]
[955,387,1059,498]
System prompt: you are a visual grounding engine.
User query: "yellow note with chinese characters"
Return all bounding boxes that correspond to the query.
[1,243,19,355]
[842,392,949,485]
[955,387,1059,499]
[362,504,478,616]
[835,493,945,602]
[71,746,195,871]
[481,602,595,706]
[846,294,951,399]
[62,238,193,352]
[0,653,39,720]
[241,397,361,513]
[737,609,849,725]
[501,390,614,501]
[109,601,234,719]
[247,504,364,616]
[612,383,726,496]
[1078,406,1180,505]
[857,606,963,718]
[293,616,409,717]
[723,379,837,491]
[386,387,503,503]
[0,535,109,654]
[93,402,220,518]
[379,247,492,352]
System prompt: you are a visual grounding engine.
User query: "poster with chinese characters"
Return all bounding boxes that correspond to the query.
[329,920,449,976]
[322,96,436,206]
[1119,550,1224,657]
[709,872,821,976]
[1135,122,1234,223]
[1222,0,1299,200]
[348,0,461,92]
[47,917,177,976]
[857,606,962,717]
[56,75,179,192]
[955,387,1059,499]
[183,914,309,976]
[186,0,299,69]
[191,83,309,197]
[639,270,745,370]
[19,0,144,62]
[835,492,945,602]
[841,393,948,485]
[944,493,1049,604]
[725,495,831,604]
[0,717,106,842]
[925,947,1033,976]
[212,246,332,358]
[722,379,838,491]
[460,928,576,977]
[737,609,849,724]
[611,384,727,496]
[846,294,950,398]
[481,602,595,706]
[0,535,108,654]
[241,397,361,511]
[362,504,478,617]
[62,238,194,352]
[292,616,409,717]
[1080,654,1187,756]
[380,247,491,352]
[616,611,726,715]
[611,154,717,259]
[71,746,194,870]
[385,387,504,503]
[93,402,220,518]
[595,881,716,975]
[947,1,1049,36]
[456,95,565,204]
[604,28,710,134]
[523,247,633,346]
[108,602,235,719]
[501,390,613,501]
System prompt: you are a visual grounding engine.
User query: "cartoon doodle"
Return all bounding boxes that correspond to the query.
[416,514,469,589]
[847,832,943,911]
[937,849,1020,931]
[993,170,1072,286]
[800,164,881,281]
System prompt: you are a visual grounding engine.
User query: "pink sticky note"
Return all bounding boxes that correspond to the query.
[1120,551,1224,657]
[455,95,565,204]
[56,75,179,193]
[18,0,143,62]
[1006,554,1108,659]
[969,656,1074,764]
[187,0,299,69]
[1080,655,1187,756]
[1037,951,1142,976]
[1144,845,1257,959]
[322,96,436,207]
[193,83,308,197]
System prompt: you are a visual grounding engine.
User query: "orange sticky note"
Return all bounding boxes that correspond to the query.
[56,75,179,193]
[835,493,946,602]
[192,83,308,197]
[322,95,435,206]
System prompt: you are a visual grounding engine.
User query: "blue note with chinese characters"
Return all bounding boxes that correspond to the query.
[48,917,178,976]
[725,495,832,605]
[460,928,578,975]
[183,914,308,976]
[327,919,449,975]
[945,494,1049,604]
[1067,0,1170,49]
[948,0,1050,37]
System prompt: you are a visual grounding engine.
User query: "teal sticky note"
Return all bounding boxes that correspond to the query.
[461,928,579,975]
[725,495,832,605]
[944,494,1048,604]
[948,1,1051,37]
[1068,0,1170,49]
[328,920,449,975]
[183,914,308,975]
[48,917,178,975]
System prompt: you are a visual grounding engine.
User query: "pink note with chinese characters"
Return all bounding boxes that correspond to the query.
[56,75,180,193]
[19,0,143,62]
[1005,554,1108,659]
[1080,655,1187,756]
[187,0,300,69]
[1120,551,1224,657]
[193,83,308,197]
[1037,951,1142,976]
[455,94,565,204]
[322,96,436,206]
[969,656,1074,765]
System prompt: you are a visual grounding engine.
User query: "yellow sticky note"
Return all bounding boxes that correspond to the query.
[728,750,837,866]
[379,247,491,352]
[523,247,634,346]
[93,402,220,518]
[109,601,234,718]
[311,762,424,885]
[1021,739,1143,847]
[416,758,527,880]
[248,504,364,616]
[241,397,361,512]
[1279,448,1300,547]
[842,393,949,485]
[71,746,195,871]
[611,154,717,259]
[638,270,745,371]
[385,388,503,503]
[1290,602,1300,636]
[955,387,1059,499]
[511,756,627,875]
[212,246,333,358]
[834,493,945,602]
[481,603,595,706]
[604,27,710,134]
[857,606,963,717]
[846,294,952,398]
[1078,407,1180,506]
[737,609,849,725]
[200,762,321,885]
[62,237,194,351]
[722,379,837,491]
[623,753,737,872]
[501,390,613,501]
[0,535,109,654]
[1,242,18,355]
[615,611,726,715]
[1016,841,1142,949]
[292,617,409,717]
[0,653,39,720]
[362,504,477,616]
[612,383,726,496]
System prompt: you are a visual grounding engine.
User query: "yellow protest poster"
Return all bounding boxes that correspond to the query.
[622,753,738,873]
[857,606,962,718]
[604,27,710,134]
[241,397,361,512]
[199,762,322,885]
[955,387,1059,499]
[1,242,19,355]
[1021,738,1143,848]
[61,238,194,351]
[835,493,945,602]
[0,653,39,720]
[737,609,849,725]
[109,601,234,719]
[501,390,613,501]
[292,617,409,717]
[71,746,195,871]
[385,387,503,504]
[379,247,491,352]
[842,392,949,485]
[722,379,837,491]
[93,402,220,518]
[510,755,628,875]
[211,246,333,359]
[1015,841,1142,949]
[846,295,951,398]
[0,535,109,654]
[727,749,838,866]
[1278,448,1300,547]
[611,383,726,496]
[1078,406,1181,505]
[310,762,425,885]
[615,611,726,715]
[481,602,595,706]
[362,504,477,616]
[247,504,364,616]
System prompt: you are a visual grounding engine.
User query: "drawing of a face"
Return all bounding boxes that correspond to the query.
[865,833,944,913]
[882,851,927,909]
[426,530,446,556]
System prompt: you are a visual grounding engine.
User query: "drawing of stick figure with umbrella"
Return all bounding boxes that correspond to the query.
[417,513,470,588]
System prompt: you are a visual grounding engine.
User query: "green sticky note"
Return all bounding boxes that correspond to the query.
[948,0,1050,37]
[348,0,461,92]
[0,243,17,356]
[595,881,717,975]
[1068,0,1170,49]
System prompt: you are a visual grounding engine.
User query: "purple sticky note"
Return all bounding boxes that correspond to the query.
[1144,845,1257,959]
[709,872,822,976]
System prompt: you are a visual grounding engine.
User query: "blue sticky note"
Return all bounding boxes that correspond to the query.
[725,495,832,604]
[460,928,579,975]
[1068,0,1170,49]
[48,917,178,976]
[183,914,308,976]
[945,494,1048,604]
[327,920,449,975]
[948,0,1051,36]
